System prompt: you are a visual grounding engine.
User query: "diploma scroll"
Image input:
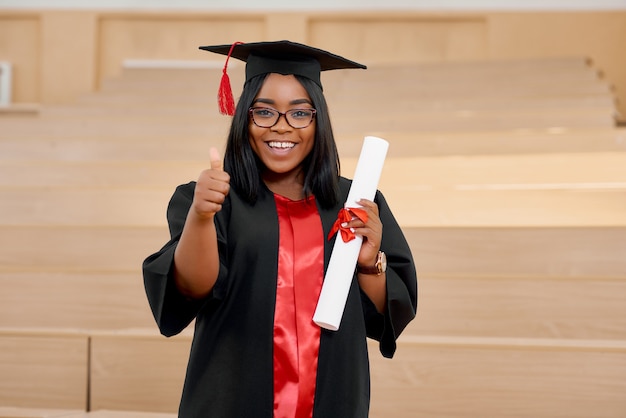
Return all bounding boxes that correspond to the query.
[313,136,389,331]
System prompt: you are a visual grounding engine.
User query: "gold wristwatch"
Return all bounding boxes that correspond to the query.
[357,251,387,275]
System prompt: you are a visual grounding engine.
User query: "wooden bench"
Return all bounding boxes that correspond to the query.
[8,56,610,137]
[2,152,625,227]
[0,271,155,330]
[368,337,626,418]
[0,329,89,410]
[69,411,176,418]
[0,407,85,417]
[0,409,176,418]
[0,224,623,277]
[403,274,626,340]
[89,329,190,413]
[1,128,625,160]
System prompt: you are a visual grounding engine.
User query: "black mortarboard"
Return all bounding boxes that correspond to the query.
[199,40,367,115]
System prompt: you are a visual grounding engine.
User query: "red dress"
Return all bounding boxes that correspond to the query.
[273,194,324,418]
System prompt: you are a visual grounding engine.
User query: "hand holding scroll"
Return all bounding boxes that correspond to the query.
[346,198,382,268]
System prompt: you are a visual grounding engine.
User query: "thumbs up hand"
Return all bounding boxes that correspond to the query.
[192,147,231,218]
[209,147,224,172]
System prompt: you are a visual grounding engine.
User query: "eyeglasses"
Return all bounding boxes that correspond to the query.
[249,107,317,129]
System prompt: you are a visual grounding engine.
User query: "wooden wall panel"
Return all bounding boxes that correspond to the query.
[0,14,40,103]
[97,14,266,81]
[309,15,488,64]
[0,10,625,117]
[39,12,98,105]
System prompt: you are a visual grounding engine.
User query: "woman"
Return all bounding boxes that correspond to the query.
[143,40,417,418]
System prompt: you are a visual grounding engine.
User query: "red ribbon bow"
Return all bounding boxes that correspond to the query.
[327,207,369,242]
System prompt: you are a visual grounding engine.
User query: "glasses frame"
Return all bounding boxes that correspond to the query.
[249,107,317,129]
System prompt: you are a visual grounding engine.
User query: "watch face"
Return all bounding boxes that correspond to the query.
[378,251,387,273]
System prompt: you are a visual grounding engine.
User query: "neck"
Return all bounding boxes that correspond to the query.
[263,169,306,201]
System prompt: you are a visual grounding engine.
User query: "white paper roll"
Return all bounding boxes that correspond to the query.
[313,136,389,330]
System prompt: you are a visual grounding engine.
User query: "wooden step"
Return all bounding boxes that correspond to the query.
[2,152,625,227]
[0,328,89,410]
[41,93,616,118]
[0,409,176,418]
[0,407,85,417]
[1,182,624,227]
[403,275,626,340]
[337,128,626,157]
[0,135,227,160]
[403,226,626,279]
[106,57,600,94]
[0,225,168,273]
[331,108,616,132]
[0,117,230,140]
[21,105,615,133]
[3,151,625,189]
[1,128,624,159]
[2,270,625,341]
[84,328,626,417]
[0,160,204,188]
[68,411,176,418]
[0,225,623,278]
[89,329,191,414]
[0,271,155,330]
[368,336,626,418]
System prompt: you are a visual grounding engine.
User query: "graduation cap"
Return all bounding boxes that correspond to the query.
[199,40,367,115]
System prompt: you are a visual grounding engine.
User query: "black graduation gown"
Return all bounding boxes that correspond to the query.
[142,177,417,418]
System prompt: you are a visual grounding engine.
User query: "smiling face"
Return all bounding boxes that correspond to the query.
[248,73,316,187]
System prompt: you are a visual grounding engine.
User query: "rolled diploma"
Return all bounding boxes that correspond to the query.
[313,136,389,331]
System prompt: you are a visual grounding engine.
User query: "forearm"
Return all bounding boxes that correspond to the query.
[173,210,220,299]
[357,272,387,313]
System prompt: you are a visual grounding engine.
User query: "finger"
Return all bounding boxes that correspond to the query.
[210,147,224,171]
[358,198,379,214]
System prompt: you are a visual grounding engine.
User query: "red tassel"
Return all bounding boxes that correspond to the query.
[218,41,243,116]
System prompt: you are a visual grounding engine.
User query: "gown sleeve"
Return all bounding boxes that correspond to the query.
[361,190,418,358]
[142,182,230,337]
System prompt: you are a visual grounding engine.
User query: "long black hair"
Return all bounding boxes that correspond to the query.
[223,73,341,209]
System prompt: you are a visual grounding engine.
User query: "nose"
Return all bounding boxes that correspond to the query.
[271,113,292,132]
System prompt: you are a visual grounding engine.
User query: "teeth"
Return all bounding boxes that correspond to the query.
[268,141,295,149]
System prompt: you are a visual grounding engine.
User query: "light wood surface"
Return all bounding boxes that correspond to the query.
[0,408,176,418]
[0,330,89,410]
[1,57,625,416]
[404,275,626,340]
[1,152,625,227]
[67,411,176,418]
[0,225,624,278]
[89,331,191,413]
[0,272,155,330]
[1,128,625,159]
[0,407,85,418]
[368,338,626,418]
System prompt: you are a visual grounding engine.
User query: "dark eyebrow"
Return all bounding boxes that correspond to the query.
[253,98,313,106]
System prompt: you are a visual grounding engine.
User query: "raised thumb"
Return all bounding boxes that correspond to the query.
[209,147,224,171]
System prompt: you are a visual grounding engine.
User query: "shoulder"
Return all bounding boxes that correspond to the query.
[338,175,387,203]
[338,176,352,196]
